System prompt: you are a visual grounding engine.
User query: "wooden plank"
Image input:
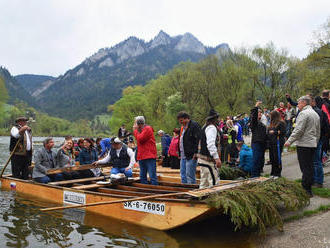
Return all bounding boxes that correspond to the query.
[158,180,199,188]
[187,177,269,197]
[115,185,178,194]
[97,187,152,197]
[72,184,105,190]
[49,176,109,186]
[131,182,190,192]
[47,163,112,175]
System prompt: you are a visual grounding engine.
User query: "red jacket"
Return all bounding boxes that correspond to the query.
[134,125,157,161]
[168,136,179,157]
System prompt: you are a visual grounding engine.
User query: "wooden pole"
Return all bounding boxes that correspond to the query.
[46,163,112,175]
[41,191,188,212]
[0,139,21,178]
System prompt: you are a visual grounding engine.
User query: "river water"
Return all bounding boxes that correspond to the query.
[0,136,257,248]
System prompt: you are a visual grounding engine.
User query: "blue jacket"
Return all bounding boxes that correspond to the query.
[99,138,111,157]
[78,147,98,165]
[238,144,253,174]
[161,134,172,156]
[235,123,243,142]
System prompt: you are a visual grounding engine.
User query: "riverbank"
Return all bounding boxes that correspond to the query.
[256,151,330,247]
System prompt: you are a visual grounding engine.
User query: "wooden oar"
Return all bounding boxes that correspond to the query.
[0,139,21,178]
[46,163,112,175]
[41,191,188,212]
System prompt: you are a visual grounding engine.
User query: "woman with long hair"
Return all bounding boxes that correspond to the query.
[267,110,286,177]
[56,138,80,179]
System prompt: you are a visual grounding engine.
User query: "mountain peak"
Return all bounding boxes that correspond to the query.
[150,30,171,49]
[175,32,206,54]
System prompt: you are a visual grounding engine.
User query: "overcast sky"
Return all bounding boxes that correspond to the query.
[0,0,329,77]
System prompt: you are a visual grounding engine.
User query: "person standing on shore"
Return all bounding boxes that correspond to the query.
[133,116,158,185]
[9,117,32,180]
[267,110,286,178]
[250,101,267,177]
[285,95,320,197]
[177,111,201,184]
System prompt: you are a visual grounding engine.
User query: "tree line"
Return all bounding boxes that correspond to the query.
[109,31,329,134]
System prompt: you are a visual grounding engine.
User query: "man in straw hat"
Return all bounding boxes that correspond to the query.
[197,109,221,189]
[9,116,32,179]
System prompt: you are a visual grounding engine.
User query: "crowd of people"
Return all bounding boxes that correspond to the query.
[9,90,330,196]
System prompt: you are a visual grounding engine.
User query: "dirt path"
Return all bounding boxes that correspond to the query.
[257,209,330,248]
[263,151,330,180]
[256,150,330,248]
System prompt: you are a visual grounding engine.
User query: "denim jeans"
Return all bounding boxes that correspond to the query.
[139,159,158,185]
[180,158,197,184]
[285,120,293,138]
[34,173,63,184]
[313,140,323,184]
[251,143,265,177]
[111,167,133,177]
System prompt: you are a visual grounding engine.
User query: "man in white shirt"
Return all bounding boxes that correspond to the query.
[93,137,135,177]
[197,110,221,189]
[9,116,32,179]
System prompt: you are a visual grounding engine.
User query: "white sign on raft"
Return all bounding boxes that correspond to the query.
[63,190,86,205]
[123,201,165,215]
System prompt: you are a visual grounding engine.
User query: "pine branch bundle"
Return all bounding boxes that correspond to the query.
[219,166,247,180]
[204,178,309,234]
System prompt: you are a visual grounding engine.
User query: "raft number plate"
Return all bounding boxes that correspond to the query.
[123,201,165,215]
[63,191,86,205]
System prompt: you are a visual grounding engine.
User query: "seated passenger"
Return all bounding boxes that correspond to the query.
[78,138,101,178]
[93,137,135,178]
[56,138,80,180]
[236,141,253,175]
[32,138,63,183]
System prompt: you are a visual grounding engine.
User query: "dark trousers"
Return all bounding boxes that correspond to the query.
[62,171,80,180]
[162,154,170,167]
[297,146,315,193]
[78,169,95,178]
[169,156,180,169]
[251,142,265,177]
[11,151,32,180]
[269,143,283,177]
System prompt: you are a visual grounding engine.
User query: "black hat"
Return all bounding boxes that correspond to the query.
[15,116,28,123]
[206,109,219,121]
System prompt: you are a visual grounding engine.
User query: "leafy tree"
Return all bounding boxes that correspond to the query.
[0,76,9,125]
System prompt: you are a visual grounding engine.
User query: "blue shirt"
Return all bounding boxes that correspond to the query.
[99,138,111,157]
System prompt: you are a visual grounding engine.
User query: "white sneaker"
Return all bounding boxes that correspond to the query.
[96,179,111,185]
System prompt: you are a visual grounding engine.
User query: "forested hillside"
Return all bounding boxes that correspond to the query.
[13,31,230,121]
[15,74,55,95]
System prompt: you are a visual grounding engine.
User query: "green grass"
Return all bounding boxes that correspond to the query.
[284,204,330,222]
[312,187,330,198]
